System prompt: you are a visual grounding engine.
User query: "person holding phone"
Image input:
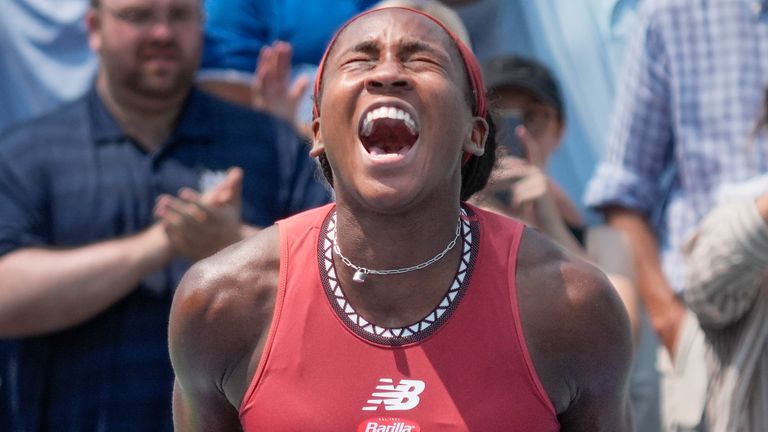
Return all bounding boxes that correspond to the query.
[474,55,584,250]
[474,54,640,342]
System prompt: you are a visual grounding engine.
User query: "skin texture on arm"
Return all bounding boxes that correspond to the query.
[473,123,640,339]
[516,227,634,431]
[0,223,173,337]
[170,226,281,431]
[605,206,684,357]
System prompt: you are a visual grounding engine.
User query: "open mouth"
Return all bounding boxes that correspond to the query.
[358,105,419,157]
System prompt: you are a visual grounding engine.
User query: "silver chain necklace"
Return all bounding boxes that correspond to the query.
[332,216,462,283]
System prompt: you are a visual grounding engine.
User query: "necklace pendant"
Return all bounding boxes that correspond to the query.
[352,269,368,283]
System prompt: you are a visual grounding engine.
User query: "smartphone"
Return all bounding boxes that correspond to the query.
[494,113,526,205]
[499,113,527,159]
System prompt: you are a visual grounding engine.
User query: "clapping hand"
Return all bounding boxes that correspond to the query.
[154,167,249,261]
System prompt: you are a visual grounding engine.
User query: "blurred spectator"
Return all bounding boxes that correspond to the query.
[451,7,660,427]
[473,54,639,340]
[585,0,768,430]
[474,55,583,244]
[449,0,638,223]
[0,0,329,430]
[200,0,468,140]
[682,96,768,432]
[683,190,768,432]
[198,0,378,130]
[0,3,97,428]
[0,0,97,133]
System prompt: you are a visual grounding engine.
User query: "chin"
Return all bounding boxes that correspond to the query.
[353,178,424,212]
[135,77,191,100]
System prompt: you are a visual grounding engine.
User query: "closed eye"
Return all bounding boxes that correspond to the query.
[399,41,448,70]
[343,56,375,64]
[408,56,440,65]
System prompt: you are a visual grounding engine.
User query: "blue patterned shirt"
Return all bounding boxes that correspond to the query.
[0,86,330,432]
[585,0,768,292]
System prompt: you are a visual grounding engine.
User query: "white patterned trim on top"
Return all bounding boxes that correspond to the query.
[320,208,475,344]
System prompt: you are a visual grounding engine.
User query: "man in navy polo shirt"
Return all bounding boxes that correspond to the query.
[0,0,330,430]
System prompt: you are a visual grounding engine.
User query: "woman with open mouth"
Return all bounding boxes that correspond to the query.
[169,6,634,431]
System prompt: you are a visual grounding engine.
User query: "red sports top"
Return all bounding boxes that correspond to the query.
[239,204,560,431]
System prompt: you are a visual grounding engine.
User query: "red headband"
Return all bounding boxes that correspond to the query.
[312,6,487,120]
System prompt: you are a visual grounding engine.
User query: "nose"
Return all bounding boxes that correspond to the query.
[364,59,412,93]
[147,19,175,38]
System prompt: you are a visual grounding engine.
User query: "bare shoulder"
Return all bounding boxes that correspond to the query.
[169,225,281,408]
[516,227,633,430]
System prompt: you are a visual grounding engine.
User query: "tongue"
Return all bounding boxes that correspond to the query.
[361,118,418,154]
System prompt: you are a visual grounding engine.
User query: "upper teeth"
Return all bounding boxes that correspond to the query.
[362,106,417,136]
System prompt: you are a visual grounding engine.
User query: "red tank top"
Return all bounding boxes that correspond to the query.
[239,204,559,431]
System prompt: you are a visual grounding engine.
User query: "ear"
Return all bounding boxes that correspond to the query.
[462,116,488,156]
[309,117,326,157]
[85,9,101,52]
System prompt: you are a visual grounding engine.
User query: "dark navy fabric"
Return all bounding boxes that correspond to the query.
[0,86,330,432]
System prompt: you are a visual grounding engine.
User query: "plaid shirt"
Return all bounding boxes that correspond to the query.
[0,86,330,432]
[584,0,768,292]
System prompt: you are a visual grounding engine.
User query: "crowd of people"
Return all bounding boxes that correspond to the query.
[0,0,766,431]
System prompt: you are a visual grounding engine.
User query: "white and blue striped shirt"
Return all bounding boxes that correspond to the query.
[585,0,768,292]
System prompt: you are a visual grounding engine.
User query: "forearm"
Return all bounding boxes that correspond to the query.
[0,224,173,336]
[605,207,683,354]
[684,198,768,326]
[533,194,586,257]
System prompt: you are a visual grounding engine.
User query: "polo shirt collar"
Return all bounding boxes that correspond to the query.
[88,85,213,145]
[172,87,213,141]
[88,85,124,143]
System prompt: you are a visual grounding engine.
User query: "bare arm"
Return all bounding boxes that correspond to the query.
[0,169,252,338]
[170,226,280,431]
[683,196,768,328]
[605,206,683,356]
[0,223,172,337]
[170,259,245,432]
[517,228,634,431]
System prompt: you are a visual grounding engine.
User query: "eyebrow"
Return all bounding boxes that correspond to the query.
[397,39,447,60]
[337,38,448,60]
[339,40,380,58]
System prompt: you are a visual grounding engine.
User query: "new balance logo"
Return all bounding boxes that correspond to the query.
[362,378,426,411]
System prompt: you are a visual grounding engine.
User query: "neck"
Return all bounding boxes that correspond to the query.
[96,74,187,152]
[334,198,462,263]
[332,199,464,326]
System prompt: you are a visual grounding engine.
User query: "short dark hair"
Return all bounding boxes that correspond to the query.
[316,114,497,202]
[483,55,564,121]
